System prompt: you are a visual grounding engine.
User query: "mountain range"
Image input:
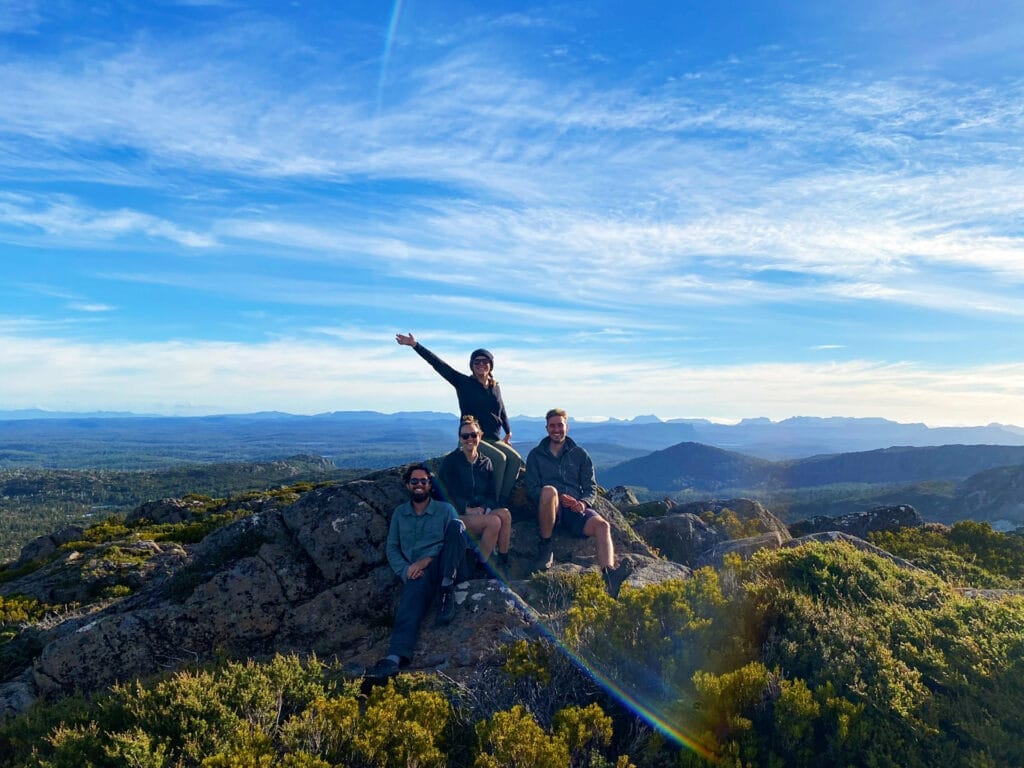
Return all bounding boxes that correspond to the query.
[602,442,1024,492]
[3,410,1024,469]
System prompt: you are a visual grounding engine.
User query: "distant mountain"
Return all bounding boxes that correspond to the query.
[601,442,776,491]
[570,415,1024,460]
[602,442,1024,494]
[952,463,1024,528]
[777,444,1024,486]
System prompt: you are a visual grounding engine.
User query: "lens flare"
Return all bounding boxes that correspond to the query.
[496,575,719,762]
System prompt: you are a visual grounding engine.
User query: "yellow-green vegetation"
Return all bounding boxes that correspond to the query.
[0,462,355,563]
[555,541,1024,767]
[0,595,47,625]
[870,520,1024,587]
[0,595,51,682]
[502,639,553,686]
[0,654,635,768]
[698,508,763,539]
[4,533,1024,767]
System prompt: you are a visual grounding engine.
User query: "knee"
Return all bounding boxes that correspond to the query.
[484,515,501,534]
[539,485,559,502]
[589,516,610,538]
[493,507,512,527]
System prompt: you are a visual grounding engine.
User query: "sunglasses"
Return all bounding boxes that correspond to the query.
[407,477,430,485]
[460,432,480,440]
[471,358,490,365]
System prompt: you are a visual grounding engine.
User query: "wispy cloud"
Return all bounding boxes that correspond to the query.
[0,194,215,248]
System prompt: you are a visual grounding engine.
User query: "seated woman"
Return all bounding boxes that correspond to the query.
[437,415,513,575]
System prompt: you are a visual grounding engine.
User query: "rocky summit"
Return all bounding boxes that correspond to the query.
[0,468,926,721]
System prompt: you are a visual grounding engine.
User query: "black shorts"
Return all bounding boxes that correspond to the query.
[556,503,599,538]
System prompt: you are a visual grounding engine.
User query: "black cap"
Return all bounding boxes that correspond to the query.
[469,348,494,368]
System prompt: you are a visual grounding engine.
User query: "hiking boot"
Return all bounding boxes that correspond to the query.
[602,564,627,599]
[534,543,555,573]
[435,587,456,625]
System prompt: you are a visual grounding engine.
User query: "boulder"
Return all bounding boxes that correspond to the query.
[674,498,792,541]
[0,674,36,722]
[633,513,727,567]
[15,526,85,565]
[789,504,923,539]
[621,499,675,520]
[127,497,206,525]
[605,485,639,508]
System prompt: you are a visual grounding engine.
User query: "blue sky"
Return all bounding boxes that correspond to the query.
[3,0,1024,425]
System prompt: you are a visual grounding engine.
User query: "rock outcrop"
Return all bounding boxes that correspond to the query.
[0,467,661,718]
[633,498,792,568]
[0,477,929,722]
[789,504,923,539]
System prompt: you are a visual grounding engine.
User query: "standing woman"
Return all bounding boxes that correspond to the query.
[396,332,523,505]
[438,415,513,572]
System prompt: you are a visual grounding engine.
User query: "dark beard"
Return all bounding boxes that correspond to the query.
[409,487,429,502]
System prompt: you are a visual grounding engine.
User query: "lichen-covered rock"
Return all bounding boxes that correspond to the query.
[33,608,183,696]
[1,540,187,604]
[281,477,398,583]
[621,499,675,520]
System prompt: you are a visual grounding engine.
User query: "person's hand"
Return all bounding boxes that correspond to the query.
[560,494,584,513]
[406,556,431,579]
[502,433,512,445]
[396,332,417,347]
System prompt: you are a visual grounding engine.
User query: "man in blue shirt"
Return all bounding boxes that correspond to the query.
[368,463,467,678]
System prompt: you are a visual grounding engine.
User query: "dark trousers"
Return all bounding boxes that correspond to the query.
[387,519,468,661]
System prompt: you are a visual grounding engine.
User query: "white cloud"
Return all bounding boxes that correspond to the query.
[2,332,1023,427]
[67,302,116,313]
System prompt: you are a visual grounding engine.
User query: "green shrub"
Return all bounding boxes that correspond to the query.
[502,639,553,686]
[475,704,571,768]
[871,521,1024,587]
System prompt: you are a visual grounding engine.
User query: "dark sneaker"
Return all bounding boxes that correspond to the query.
[602,564,627,599]
[534,544,555,573]
[366,657,400,679]
[435,587,456,625]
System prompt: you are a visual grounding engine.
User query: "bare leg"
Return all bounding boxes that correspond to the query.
[537,486,559,538]
[491,507,512,554]
[583,514,614,569]
[462,514,501,559]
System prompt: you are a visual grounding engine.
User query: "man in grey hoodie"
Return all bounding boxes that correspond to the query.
[525,408,615,583]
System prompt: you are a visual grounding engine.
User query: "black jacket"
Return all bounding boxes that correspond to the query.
[437,448,498,513]
[414,343,511,439]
